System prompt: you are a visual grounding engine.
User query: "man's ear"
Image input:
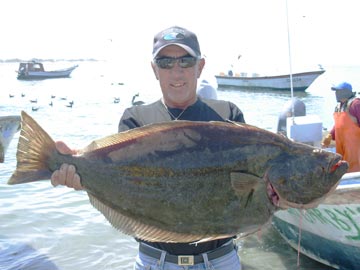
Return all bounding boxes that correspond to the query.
[151,62,159,80]
[197,58,205,79]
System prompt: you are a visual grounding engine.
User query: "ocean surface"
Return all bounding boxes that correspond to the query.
[1,61,359,270]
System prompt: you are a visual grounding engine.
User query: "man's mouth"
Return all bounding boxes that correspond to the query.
[171,82,185,88]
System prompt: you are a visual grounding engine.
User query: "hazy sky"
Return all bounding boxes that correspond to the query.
[1,0,359,75]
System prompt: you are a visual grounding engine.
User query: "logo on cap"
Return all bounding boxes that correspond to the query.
[163,32,185,41]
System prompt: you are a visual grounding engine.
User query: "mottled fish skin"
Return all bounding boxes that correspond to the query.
[0,115,21,163]
[8,111,348,243]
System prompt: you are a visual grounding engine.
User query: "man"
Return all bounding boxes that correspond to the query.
[52,26,244,269]
[322,81,360,172]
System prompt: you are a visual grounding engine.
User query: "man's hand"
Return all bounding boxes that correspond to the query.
[321,134,332,148]
[51,141,83,190]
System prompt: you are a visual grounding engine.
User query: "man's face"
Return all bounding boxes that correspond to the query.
[151,45,205,108]
[335,89,352,103]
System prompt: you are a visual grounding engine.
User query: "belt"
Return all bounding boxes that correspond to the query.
[139,241,235,266]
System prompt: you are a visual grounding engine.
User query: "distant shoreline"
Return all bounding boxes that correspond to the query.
[0,58,99,63]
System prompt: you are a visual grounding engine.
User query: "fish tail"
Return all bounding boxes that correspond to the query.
[8,111,56,185]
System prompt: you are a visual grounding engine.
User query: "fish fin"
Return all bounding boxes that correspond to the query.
[321,185,360,204]
[230,172,261,195]
[225,119,240,125]
[82,121,197,153]
[82,121,201,161]
[88,193,231,243]
[225,119,248,128]
[8,111,56,184]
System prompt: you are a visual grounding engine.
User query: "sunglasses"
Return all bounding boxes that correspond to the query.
[154,56,198,69]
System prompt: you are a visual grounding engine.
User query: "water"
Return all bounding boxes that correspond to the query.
[1,61,359,270]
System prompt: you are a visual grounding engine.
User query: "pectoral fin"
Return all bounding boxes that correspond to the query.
[230,172,261,195]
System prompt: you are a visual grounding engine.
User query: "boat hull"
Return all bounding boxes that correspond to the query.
[216,70,325,91]
[273,173,360,270]
[17,65,78,80]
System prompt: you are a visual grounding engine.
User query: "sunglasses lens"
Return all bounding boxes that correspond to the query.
[156,58,175,69]
[155,56,197,69]
[179,57,197,68]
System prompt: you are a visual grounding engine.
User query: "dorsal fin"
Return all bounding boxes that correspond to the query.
[82,121,200,153]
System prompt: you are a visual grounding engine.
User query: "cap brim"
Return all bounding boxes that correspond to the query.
[331,87,351,91]
[153,43,198,58]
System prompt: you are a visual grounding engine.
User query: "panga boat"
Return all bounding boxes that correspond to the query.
[17,61,78,80]
[215,70,325,91]
[272,172,360,270]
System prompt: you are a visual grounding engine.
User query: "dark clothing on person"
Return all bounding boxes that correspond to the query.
[118,97,245,255]
[119,98,245,132]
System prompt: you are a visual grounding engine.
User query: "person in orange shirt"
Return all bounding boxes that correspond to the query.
[322,82,360,172]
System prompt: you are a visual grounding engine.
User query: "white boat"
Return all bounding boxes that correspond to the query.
[215,70,325,91]
[272,172,360,270]
[17,61,78,80]
[0,115,21,162]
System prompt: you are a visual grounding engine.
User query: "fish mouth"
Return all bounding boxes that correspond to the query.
[329,156,347,174]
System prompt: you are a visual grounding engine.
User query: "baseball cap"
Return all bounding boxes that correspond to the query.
[152,26,201,58]
[331,82,352,91]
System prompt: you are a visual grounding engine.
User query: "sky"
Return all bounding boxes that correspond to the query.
[1,0,359,77]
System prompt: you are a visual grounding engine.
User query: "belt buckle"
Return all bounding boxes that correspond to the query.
[178,255,194,266]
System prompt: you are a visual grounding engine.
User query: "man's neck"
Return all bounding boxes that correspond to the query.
[162,97,198,109]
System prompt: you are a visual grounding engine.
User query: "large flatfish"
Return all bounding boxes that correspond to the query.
[8,111,348,243]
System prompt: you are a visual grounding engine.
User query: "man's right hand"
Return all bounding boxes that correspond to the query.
[51,141,83,190]
[321,133,332,148]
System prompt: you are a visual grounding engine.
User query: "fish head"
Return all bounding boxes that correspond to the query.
[0,115,21,163]
[265,145,348,209]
